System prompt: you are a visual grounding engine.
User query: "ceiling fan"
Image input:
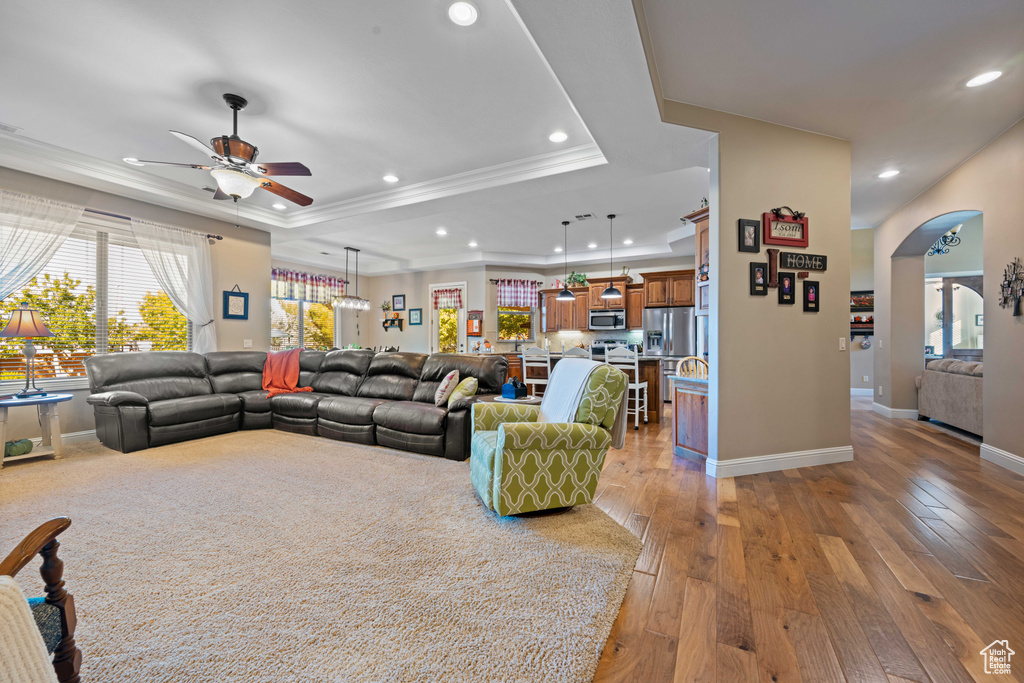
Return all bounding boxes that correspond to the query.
[123,93,313,206]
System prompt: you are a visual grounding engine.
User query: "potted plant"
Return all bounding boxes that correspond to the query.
[566,271,587,287]
[381,300,392,320]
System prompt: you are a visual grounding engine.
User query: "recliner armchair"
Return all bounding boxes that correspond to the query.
[470,363,627,516]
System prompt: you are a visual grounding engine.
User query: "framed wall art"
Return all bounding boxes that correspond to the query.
[392,294,406,311]
[762,206,809,248]
[803,280,820,313]
[738,218,760,253]
[778,272,795,304]
[409,308,422,325]
[222,285,249,320]
[750,262,768,296]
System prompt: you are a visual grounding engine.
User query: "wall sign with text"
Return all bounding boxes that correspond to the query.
[762,207,809,248]
[779,252,827,271]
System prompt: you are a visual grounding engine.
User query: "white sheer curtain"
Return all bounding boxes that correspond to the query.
[0,189,85,301]
[130,218,218,353]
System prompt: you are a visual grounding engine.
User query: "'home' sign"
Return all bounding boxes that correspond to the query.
[779,252,827,271]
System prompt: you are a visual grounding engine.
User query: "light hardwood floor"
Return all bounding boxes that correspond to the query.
[592,397,1024,682]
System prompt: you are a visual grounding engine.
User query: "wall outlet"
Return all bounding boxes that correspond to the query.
[878,386,883,396]
[862,375,869,383]
[243,339,252,348]
[839,337,846,351]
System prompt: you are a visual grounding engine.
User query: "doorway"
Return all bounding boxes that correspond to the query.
[428,282,467,354]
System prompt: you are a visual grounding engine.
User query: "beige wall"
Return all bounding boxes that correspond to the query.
[1,166,271,441]
[924,214,983,275]
[850,228,874,392]
[874,117,1024,457]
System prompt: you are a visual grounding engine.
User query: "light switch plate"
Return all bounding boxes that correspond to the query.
[862,375,869,382]
[839,337,847,351]
[243,339,252,348]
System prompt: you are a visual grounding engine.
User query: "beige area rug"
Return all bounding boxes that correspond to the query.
[0,431,641,683]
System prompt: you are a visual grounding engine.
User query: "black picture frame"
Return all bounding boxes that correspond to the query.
[222,289,249,320]
[392,294,406,311]
[750,262,768,296]
[738,218,760,253]
[409,308,422,325]
[778,272,796,304]
[803,280,820,312]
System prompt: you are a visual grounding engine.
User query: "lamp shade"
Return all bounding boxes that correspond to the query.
[210,168,262,199]
[556,285,576,301]
[0,305,53,338]
[600,285,622,300]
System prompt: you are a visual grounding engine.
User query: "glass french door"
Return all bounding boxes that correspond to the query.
[429,283,467,354]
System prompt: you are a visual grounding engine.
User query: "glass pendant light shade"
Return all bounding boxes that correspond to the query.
[334,247,371,310]
[601,213,622,299]
[557,220,576,300]
[210,168,262,198]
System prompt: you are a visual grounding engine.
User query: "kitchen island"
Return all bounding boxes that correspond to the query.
[503,352,662,424]
[669,375,708,460]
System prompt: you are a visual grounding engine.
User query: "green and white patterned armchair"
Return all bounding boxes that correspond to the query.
[470,363,627,516]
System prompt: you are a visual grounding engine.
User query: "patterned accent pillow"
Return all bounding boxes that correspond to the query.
[448,376,478,408]
[434,369,460,406]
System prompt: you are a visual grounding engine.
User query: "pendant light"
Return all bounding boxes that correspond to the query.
[335,247,371,310]
[601,214,622,300]
[556,220,576,301]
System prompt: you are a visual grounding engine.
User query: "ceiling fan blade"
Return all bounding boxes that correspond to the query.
[170,130,224,162]
[133,159,210,169]
[260,179,313,207]
[211,187,231,201]
[251,162,312,176]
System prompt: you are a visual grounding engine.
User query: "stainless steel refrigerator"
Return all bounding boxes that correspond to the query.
[642,306,697,402]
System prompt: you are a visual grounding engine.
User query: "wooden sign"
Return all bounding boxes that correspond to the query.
[765,248,780,288]
[779,252,827,271]
[762,210,809,248]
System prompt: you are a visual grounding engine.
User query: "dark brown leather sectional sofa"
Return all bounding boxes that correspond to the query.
[83,349,508,461]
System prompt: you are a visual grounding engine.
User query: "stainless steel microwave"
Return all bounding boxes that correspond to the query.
[589,309,626,331]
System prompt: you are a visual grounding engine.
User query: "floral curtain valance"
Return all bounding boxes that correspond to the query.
[432,287,463,310]
[496,279,538,308]
[271,267,345,304]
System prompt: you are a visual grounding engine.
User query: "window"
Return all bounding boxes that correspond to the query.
[0,218,189,386]
[498,306,534,341]
[270,300,336,351]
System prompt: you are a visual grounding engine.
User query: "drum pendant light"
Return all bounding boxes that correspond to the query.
[601,214,622,300]
[556,220,575,301]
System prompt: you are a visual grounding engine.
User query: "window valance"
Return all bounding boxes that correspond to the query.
[432,288,463,310]
[495,278,538,308]
[271,267,345,304]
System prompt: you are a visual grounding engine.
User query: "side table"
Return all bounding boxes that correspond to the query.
[0,393,74,469]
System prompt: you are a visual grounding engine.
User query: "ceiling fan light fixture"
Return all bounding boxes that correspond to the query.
[122,157,144,166]
[211,168,262,199]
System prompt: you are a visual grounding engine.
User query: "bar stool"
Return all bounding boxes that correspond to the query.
[563,347,589,358]
[520,346,551,397]
[605,346,648,430]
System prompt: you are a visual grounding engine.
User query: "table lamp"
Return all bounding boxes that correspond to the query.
[0,302,54,398]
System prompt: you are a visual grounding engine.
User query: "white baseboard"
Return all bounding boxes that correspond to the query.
[981,443,1024,477]
[706,445,854,479]
[872,402,919,420]
[30,429,97,447]
[850,388,873,397]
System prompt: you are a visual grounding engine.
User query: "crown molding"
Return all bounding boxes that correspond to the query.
[0,132,606,233]
[279,143,607,228]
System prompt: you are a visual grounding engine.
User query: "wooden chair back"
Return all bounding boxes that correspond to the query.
[676,356,709,379]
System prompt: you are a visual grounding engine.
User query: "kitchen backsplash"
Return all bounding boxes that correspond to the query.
[489,329,642,353]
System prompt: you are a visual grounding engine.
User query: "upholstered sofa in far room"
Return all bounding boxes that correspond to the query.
[916,358,983,436]
[83,350,508,460]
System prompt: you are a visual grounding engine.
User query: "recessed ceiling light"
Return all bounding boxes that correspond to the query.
[447,1,478,26]
[272,203,287,210]
[436,227,448,236]
[468,240,478,248]
[554,246,563,253]
[382,174,399,183]
[548,131,568,143]
[122,157,144,166]
[966,71,1002,88]
[588,242,597,249]
[623,238,633,245]
[878,169,900,179]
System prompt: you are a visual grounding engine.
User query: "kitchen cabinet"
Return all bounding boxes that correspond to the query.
[672,376,708,459]
[640,269,695,307]
[588,276,633,310]
[626,285,644,330]
[690,206,710,314]
[541,287,588,332]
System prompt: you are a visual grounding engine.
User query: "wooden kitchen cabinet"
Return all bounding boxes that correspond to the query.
[641,269,695,307]
[540,287,589,332]
[588,276,633,310]
[626,284,644,330]
[693,206,710,314]
[672,377,708,459]
[573,289,589,329]
[588,283,608,309]
[543,291,558,333]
